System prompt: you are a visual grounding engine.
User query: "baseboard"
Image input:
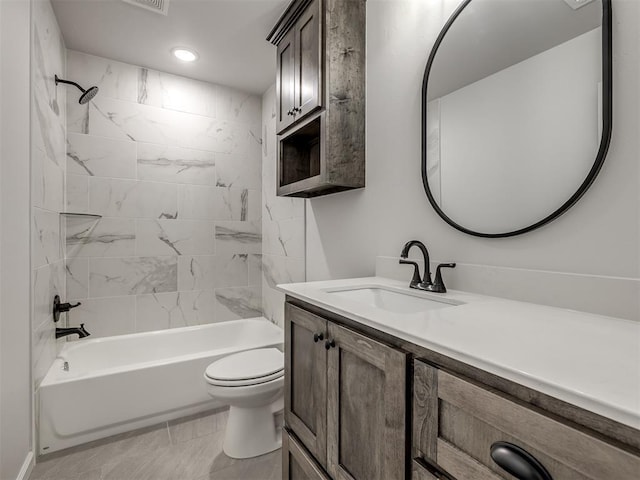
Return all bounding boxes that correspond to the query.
[16,451,34,480]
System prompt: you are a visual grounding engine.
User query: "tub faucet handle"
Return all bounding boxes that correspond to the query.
[53,295,82,322]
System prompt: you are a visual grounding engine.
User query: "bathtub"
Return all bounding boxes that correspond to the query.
[38,318,283,455]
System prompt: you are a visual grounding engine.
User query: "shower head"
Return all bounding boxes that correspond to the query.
[55,75,99,104]
[79,86,99,105]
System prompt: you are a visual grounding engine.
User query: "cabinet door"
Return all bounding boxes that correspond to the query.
[284,431,331,480]
[285,303,328,469]
[277,28,296,134]
[293,0,322,121]
[326,323,407,480]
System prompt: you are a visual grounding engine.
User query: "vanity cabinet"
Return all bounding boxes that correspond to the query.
[413,361,640,480]
[268,0,366,198]
[284,297,640,480]
[284,303,407,480]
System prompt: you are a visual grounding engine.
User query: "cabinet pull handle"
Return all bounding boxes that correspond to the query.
[490,442,553,480]
[293,106,302,114]
[313,332,324,343]
[324,339,335,350]
[413,457,456,480]
[287,109,293,116]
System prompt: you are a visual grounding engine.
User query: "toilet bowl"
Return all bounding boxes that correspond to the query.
[204,347,284,459]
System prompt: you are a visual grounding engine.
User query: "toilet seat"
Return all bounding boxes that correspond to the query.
[204,348,284,387]
[205,370,284,387]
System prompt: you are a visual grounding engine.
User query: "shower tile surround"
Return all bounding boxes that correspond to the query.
[64,51,263,337]
[260,86,306,328]
[31,0,67,388]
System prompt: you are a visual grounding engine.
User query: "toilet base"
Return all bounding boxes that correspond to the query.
[223,402,283,459]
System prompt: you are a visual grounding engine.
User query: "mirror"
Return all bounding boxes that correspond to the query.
[422,0,612,237]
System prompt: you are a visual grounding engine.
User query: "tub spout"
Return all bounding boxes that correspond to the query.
[56,323,90,339]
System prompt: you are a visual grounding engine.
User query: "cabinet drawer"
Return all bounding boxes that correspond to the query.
[284,430,331,480]
[436,369,640,480]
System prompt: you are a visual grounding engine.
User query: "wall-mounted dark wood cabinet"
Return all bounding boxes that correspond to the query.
[268,0,365,198]
[275,0,321,134]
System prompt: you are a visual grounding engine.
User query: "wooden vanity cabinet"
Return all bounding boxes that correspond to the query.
[268,0,366,198]
[285,299,640,480]
[284,303,408,480]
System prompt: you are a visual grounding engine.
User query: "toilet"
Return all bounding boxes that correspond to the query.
[204,347,284,459]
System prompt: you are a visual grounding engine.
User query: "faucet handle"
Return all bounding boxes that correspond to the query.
[399,259,422,288]
[430,263,456,293]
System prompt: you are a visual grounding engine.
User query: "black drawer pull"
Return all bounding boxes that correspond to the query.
[413,456,456,480]
[313,332,324,343]
[490,442,552,480]
[324,339,335,350]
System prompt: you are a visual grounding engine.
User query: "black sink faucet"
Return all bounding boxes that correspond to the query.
[399,240,433,289]
[56,324,90,339]
[399,240,456,293]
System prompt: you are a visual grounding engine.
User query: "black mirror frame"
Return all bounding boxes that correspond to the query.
[421,0,613,238]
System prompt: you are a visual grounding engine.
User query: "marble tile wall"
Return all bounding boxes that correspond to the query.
[261,86,306,328]
[31,0,67,388]
[64,51,263,338]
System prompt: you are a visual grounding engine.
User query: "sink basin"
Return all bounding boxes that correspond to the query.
[327,287,460,314]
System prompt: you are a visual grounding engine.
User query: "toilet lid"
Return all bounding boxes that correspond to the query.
[205,348,284,382]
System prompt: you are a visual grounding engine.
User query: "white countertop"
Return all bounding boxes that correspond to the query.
[277,277,640,430]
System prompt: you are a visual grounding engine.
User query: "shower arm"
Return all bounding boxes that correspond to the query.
[55,75,86,93]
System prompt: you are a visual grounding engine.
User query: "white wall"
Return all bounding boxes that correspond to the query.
[306,0,640,320]
[0,0,34,477]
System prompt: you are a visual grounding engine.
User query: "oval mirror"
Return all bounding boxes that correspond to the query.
[422,0,612,237]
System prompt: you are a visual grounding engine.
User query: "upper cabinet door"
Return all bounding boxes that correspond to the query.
[326,323,407,480]
[277,28,297,134]
[284,303,328,469]
[294,0,322,120]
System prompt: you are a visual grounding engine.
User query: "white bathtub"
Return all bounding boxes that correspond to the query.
[38,318,283,455]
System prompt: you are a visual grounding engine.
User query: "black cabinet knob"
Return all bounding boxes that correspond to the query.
[490,442,552,480]
[313,332,324,343]
[324,339,335,350]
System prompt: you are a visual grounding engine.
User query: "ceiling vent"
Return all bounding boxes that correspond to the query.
[122,0,170,16]
[562,0,595,10]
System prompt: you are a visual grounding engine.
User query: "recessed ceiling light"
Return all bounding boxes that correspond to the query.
[172,47,198,62]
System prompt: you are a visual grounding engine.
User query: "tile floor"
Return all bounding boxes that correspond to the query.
[30,408,282,480]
